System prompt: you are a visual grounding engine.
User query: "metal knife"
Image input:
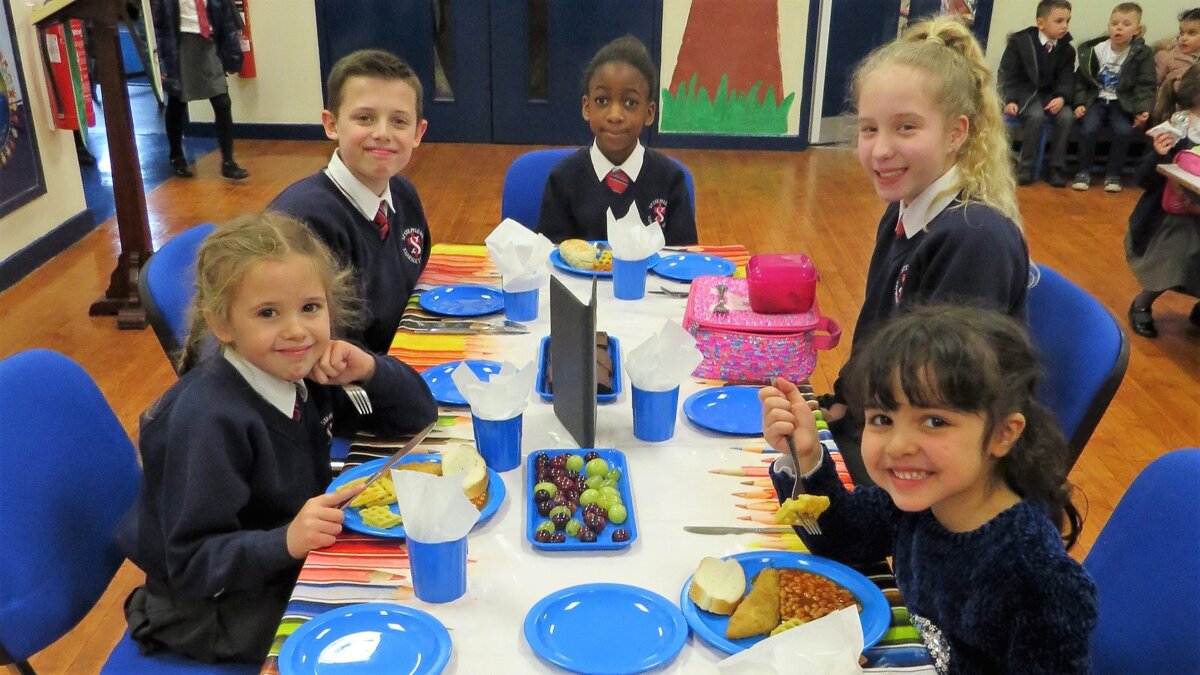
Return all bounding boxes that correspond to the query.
[404,326,529,335]
[683,525,795,535]
[337,421,436,509]
[400,319,528,330]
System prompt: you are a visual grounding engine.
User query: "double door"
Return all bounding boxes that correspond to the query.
[315,0,656,144]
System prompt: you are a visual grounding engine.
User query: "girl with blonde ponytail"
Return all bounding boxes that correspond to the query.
[820,17,1032,489]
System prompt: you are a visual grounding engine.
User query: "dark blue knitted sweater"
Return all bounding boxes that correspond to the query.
[772,453,1097,674]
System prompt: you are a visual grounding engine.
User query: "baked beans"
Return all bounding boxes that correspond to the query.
[778,569,859,623]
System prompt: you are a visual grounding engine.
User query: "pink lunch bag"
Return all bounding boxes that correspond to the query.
[682,276,841,384]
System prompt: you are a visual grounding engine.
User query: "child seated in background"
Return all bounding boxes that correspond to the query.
[1126,63,1200,338]
[118,213,437,663]
[271,49,432,355]
[1151,8,1200,126]
[536,36,698,245]
[761,306,1097,672]
[998,0,1076,187]
[1072,2,1156,193]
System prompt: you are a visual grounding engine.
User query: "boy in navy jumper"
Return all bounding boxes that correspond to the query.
[537,36,697,245]
[118,213,437,663]
[998,0,1076,187]
[1071,3,1156,193]
[271,50,432,354]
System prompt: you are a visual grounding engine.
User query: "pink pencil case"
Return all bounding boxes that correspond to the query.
[682,276,841,384]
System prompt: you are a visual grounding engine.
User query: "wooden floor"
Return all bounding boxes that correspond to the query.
[4,142,1198,673]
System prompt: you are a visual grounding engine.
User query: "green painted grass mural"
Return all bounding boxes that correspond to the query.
[660,73,795,136]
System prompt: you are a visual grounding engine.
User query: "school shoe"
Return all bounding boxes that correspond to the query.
[1127,301,1157,338]
[1104,176,1122,193]
[221,161,250,181]
[169,155,194,178]
[1017,169,1034,186]
[1071,172,1090,190]
[1047,168,1068,188]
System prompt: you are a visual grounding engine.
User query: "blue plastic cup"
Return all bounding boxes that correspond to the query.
[632,385,680,442]
[406,536,467,603]
[612,256,651,300]
[471,413,523,472]
[503,288,539,321]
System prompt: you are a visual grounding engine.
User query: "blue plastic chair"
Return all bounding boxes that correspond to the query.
[0,349,256,674]
[1026,265,1129,468]
[1084,449,1200,674]
[139,223,216,371]
[1005,115,1051,180]
[500,148,697,230]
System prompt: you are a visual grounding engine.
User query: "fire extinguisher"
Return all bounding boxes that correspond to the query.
[234,0,256,78]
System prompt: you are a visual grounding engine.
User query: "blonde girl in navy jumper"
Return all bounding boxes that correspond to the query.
[761,306,1097,673]
[822,17,1030,486]
[536,36,698,245]
[118,212,437,663]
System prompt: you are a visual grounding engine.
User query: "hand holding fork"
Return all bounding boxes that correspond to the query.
[760,377,822,535]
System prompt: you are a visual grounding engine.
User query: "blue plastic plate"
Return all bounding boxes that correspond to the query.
[550,241,660,278]
[525,449,638,552]
[680,551,891,655]
[534,335,622,404]
[651,253,735,282]
[278,602,451,675]
[421,360,503,406]
[525,583,687,674]
[327,455,506,539]
[682,386,763,436]
[417,285,504,317]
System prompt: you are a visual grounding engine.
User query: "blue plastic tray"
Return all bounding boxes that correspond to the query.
[526,448,638,552]
[535,335,622,404]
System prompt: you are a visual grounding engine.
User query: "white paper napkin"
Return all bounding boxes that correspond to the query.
[717,606,865,675]
[484,218,555,292]
[450,360,534,421]
[606,204,664,261]
[390,469,480,543]
[624,320,703,391]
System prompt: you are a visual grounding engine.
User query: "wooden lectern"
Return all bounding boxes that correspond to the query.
[32,0,152,329]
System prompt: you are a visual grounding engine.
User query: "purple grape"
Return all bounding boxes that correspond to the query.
[551,511,570,529]
[578,528,597,543]
[536,499,554,517]
[585,514,606,532]
[611,528,630,542]
[534,452,549,467]
[534,488,551,503]
[584,451,600,463]
[550,455,568,469]
[534,529,551,543]
[549,532,567,543]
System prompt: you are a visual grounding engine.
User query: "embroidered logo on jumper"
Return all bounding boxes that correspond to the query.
[894,264,909,306]
[401,227,424,264]
[320,412,334,441]
[911,614,951,674]
[647,198,667,227]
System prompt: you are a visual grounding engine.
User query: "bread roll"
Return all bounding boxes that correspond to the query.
[559,239,597,270]
[441,443,489,502]
[688,556,747,616]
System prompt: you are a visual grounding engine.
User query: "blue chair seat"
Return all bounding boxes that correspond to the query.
[102,633,259,674]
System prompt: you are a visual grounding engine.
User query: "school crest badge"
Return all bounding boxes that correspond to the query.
[401,227,424,264]
[894,264,909,306]
[647,198,667,227]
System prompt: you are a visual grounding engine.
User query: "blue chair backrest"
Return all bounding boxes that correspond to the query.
[140,223,216,371]
[0,350,141,662]
[500,148,697,230]
[1026,265,1129,466]
[1084,449,1200,673]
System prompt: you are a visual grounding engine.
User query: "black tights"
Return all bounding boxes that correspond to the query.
[165,92,235,163]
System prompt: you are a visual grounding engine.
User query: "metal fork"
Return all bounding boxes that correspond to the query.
[342,384,373,415]
[713,283,729,314]
[785,435,822,535]
[650,286,689,298]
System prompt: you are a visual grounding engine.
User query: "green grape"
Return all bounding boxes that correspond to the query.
[585,457,610,477]
[605,468,622,483]
[565,519,583,536]
[579,488,600,506]
[585,475,604,490]
[598,486,620,498]
[534,481,558,497]
[549,505,571,519]
[597,493,617,510]
[565,454,584,472]
[536,520,555,534]
[607,503,628,524]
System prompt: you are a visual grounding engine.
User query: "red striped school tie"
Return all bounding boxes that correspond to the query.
[605,169,630,194]
[292,384,303,421]
[194,0,212,38]
[373,201,390,240]
[895,216,905,238]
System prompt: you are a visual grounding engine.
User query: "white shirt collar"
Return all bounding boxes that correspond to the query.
[1038,32,1055,49]
[223,348,307,418]
[590,141,645,183]
[324,150,394,222]
[897,165,960,239]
